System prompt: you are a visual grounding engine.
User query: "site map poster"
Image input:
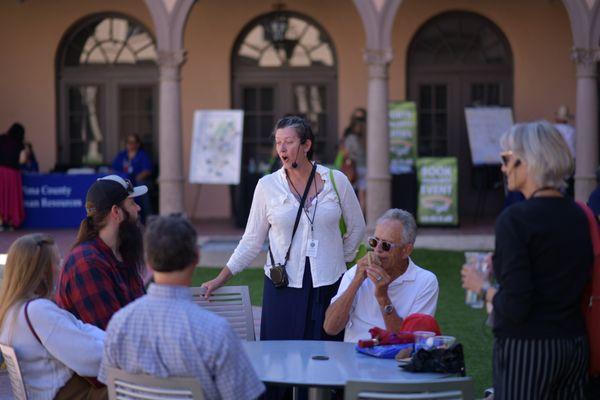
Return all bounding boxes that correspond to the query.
[189,110,244,185]
[417,157,459,226]
[389,101,417,174]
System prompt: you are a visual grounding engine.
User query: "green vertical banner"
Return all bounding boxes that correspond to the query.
[417,157,459,225]
[389,101,417,174]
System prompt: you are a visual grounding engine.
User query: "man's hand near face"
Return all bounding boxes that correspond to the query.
[324,252,374,336]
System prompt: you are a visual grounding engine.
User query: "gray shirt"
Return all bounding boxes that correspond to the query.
[98,284,265,400]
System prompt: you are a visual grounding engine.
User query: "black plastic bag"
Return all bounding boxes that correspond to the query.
[400,343,466,376]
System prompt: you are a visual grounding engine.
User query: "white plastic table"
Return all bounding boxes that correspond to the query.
[243,340,449,400]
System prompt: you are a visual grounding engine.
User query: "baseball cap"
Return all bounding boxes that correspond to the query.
[85,175,148,216]
[399,313,442,335]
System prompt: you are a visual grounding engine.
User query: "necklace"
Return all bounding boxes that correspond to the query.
[530,186,561,198]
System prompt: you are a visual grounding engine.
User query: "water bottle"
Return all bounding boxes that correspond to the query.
[464,252,485,309]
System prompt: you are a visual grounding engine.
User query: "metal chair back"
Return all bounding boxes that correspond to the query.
[344,377,475,400]
[190,285,255,341]
[0,343,28,400]
[106,367,204,400]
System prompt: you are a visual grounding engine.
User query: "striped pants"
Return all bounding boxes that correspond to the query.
[493,336,588,400]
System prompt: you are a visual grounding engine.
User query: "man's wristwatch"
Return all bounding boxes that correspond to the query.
[382,304,394,315]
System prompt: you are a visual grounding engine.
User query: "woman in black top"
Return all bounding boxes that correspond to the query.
[463,120,593,400]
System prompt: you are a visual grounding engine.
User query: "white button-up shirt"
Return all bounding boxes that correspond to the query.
[227,164,366,288]
[331,258,439,343]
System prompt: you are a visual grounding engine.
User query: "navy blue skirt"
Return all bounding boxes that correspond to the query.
[260,257,344,341]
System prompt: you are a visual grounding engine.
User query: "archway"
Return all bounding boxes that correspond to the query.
[231,11,338,225]
[407,11,513,217]
[56,13,158,168]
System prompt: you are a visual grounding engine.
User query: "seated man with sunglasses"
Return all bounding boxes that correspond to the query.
[324,209,439,342]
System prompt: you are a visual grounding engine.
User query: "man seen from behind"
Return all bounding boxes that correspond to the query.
[98,214,265,400]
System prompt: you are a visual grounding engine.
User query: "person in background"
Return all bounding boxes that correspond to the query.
[56,175,147,329]
[462,120,592,400]
[554,105,576,158]
[324,209,438,342]
[20,142,39,173]
[554,105,576,197]
[342,108,367,213]
[111,133,153,222]
[587,166,600,222]
[0,234,106,400]
[0,122,26,230]
[98,214,264,400]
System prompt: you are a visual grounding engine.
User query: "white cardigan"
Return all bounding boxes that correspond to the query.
[227,164,366,288]
[0,298,105,400]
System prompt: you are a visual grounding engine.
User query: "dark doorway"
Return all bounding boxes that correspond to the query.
[407,11,513,218]
[57,14,158,167]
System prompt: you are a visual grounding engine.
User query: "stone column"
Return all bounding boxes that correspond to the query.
[365,49,393,228]
[572,47,600,201]
[157,49,186,215]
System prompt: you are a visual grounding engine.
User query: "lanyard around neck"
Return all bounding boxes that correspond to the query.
[269,163,317,267]
[287,169,319,232]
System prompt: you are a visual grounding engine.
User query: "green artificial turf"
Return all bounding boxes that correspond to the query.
[192,248,493,395]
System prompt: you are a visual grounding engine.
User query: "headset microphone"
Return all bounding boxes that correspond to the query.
[291,147,301,169]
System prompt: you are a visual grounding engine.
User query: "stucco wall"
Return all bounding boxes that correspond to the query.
[0,0,152,174]
[391,0,575,123]
[0,0,576,220]
[182,0,366,218]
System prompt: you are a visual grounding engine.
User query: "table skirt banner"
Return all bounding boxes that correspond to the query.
[21,173,105,228]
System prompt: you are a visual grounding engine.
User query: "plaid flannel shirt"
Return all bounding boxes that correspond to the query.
[56,237,145,329]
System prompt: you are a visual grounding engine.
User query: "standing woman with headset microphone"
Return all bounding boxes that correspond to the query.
[202,115,366,344]
[462,120,592,399]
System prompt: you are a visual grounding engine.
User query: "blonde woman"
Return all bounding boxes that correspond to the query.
[462,121,592,399]
[0,234,106,400]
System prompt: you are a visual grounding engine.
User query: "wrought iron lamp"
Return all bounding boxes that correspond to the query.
[262,3,298,61]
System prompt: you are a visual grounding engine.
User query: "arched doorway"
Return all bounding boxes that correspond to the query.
[56,13,158,168]
[407,11,513,218]
[231,11,338,225]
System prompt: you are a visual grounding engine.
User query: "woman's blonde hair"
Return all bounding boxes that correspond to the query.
[0,234,58,327]
[500,120,574,190]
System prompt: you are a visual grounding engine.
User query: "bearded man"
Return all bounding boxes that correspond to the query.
[57,175,147,329]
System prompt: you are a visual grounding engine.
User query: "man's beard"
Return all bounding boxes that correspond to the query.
[118,208,144,270]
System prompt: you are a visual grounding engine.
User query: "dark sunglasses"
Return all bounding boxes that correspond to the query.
[368,236,401,252]
[500,151,513,166]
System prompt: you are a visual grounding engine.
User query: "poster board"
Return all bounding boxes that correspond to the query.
[189,110,244,185]
[389,101,418,174]
[464,107,513,165]
[417,157,459,226]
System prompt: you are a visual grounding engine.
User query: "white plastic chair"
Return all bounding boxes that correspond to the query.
[190,285,255,341]
[106,367,204,400]
[344,377,475,400]
[0,343,28,400]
